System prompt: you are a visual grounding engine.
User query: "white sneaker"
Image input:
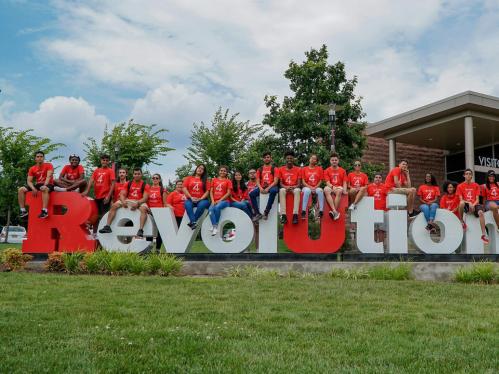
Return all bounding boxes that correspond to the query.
[348,204,356,211]
[54,186,67,192]
[334,211,341,220]
[211,226,218,236]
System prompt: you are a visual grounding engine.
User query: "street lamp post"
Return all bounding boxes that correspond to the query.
[114,144,120,175]
[328,103,337,153]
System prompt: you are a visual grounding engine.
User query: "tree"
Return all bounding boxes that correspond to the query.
[84,120,173,172]
[263,45,368,168]
[182,108,264,177]
[0,127,64,224]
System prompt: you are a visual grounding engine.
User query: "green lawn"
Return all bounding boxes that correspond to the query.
[0,273,497,373]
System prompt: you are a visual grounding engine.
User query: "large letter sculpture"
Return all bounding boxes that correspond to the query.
[22,192,98,253]
[351,197,385,253]
[386,194,408,253]
[283,192,347,253]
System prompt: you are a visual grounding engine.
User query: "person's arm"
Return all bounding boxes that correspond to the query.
[166,193,174,209]
[405,170,412,188]
[27,175,36,194]
[393,174,401,188]
[162,191,168,207]
[105,180,115,203]
[119,188,128,207]
[267,175,279,190]
[210,185,215,203]
[342,173,348,194]
[82,177,93,196]
[218,185,231,204]
[182,186,192,200]
[44,169,53,186]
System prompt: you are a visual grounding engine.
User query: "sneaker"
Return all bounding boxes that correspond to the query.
[348,204,356,211]
[211,226,218,236]
[333,211,340,220]
[252,213,262,222]
[280,214,287,224]
[301,210,306,220]
[463,204,469,214]
[462,221,467,231]
[319,211,324,218]
[187,221,197,230]
[263,211,269,220]
[481,235,489,244]
[425,223,432,232]
[136,229,144,238]
[19,210,28,218]
[408,211,418,218]
[38,210,48,219]
[292,214,299,224]
[328,210,335,220]
[99,225,112,234]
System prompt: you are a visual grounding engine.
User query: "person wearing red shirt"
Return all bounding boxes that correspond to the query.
[83,154,116,218]
[457,168,488,243]
[147,173,167,250]
[250,152,280,222]
[208,166,233,236]
[367,173,388,242]
[99,168,150,238]
[278,151,302,224]
[385,160,417,217]
[440,181,459,218]
[247,169,257,193]
[324,153,347,220]
[417,173,441,232]
[482,170,499,231]
[231,171,252,218]
[167,180,187,227]
[18,150,54,219]
[113,168,128,203]
[301,154,324,220]
[347,160,369,210]
[54,154,87,192]
[183,164,211,230]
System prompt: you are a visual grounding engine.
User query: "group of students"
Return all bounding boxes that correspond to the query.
[17,150,499,245]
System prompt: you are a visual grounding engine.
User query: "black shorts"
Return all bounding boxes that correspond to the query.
[176,216,183,227]
[24,183,54,192]
[464,202,483,218]
[95,198,111,217]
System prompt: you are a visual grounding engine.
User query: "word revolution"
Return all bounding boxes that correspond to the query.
[21,192,498,255]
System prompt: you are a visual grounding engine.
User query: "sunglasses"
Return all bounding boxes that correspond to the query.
[354,163,361,166]
[152,177,160,180]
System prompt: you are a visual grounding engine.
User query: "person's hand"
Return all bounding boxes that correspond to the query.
[103,196,110,204]
[191,197,199,202]
[287,187,293,192]
[130,202,138,211]
[311,187,316,193]
[342,189,348,195]
[122,201,128,208]
[31,190,38,197]
[81,191,88,197]
[263,188,270,194]
[259,187,265,193]
[39,185,48,192]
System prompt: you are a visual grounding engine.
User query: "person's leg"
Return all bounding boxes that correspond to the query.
[175,216,183,227]
[489,202,499,228]
[334,188,343,210]
[316,188,325,212]
[279,188,287,215]
[301,187,311,213]
[477,208,487,236]
[156,234,162,251]
[41,188,50,210]
[458,201,465,222]
[348,189,357,204]
[67,179,87,192]
[407,188,416,213]
[419,204,430,222]
[354,187,367,205]
[18,186,28,209]
[324,186,336,213]
[184,199,196,223]
[139,205,148,230]
[292,188,301,215]
[208,203,217,226]
[265,186,279,214]
[194,199,210,222]
[249,188,261,215]
[243,201,253,217]
[106,202,121,225]
[216,201,230,225]
[429,203,439,222]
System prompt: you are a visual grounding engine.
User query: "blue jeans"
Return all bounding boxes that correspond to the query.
[184,198,210,223]
[420,203,438,222]
[209,200,230,225]
[302,187,324,212]
[249,186,279,215]
[231,200,253,218]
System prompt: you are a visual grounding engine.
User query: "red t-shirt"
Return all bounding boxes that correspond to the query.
[348,172,368,188]
[183,176,210,199]
[385,167,408,189]
[279,166,301,187]
[440,194,459,215]
[28,163,54,184]
[91,167,115,199]
[367,183,388,211]
[113,181,128,202]
[257,165,279,187]
[324,166,347,187]
[417,185,440,204]
[211,178,232,201]
[148,185,165,208]
[302,166,324,188]
[457,182,480,203]
[231,186,249,202]
[166,190,187,217]
[60,164,84,180]
[126,181,150,201]
[247,180,257,193]
[482,183,499,201]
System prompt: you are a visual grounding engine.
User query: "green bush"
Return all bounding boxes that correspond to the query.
[329,264,413,281]
[85,250,112,274]
[454,262,497,284]
[62,252,85,274]
[45,252,65,272]
[147,253,183,276]
[1,248,32,271]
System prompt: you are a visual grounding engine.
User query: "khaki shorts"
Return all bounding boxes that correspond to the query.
[389,187,415,195]
[324,186,343,195]
[116,199,148,209]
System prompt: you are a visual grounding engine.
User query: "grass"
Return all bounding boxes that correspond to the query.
[0,273,498,373]
[454,262,498,284]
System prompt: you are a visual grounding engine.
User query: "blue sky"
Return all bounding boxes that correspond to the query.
[1,0,499,179]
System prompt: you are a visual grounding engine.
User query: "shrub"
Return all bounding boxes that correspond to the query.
[85,250,112,274]
[454,262,497,284]
[148,253,183,276]
[108,252,129,274]
[45,252,65,272]
[1,248,33,271]
[62,252,86,274]
[126,253,148,275]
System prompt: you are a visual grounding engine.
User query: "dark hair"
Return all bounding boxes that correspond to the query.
[68,154,80,161]
[218,165,229,174]
[330,152,339,159]
[485,171,498,190]
[464,168,473,174]
[309,154,318,163]
[100,154,110,160]
[232,171,247,193]
[118,167,127,173]
[262,151,271,157]
[424,173,438,186]
[34,150,44,157]
[442,180,457,194]
[152,173,163,190]
[284,150,295,158]
[192,164,208,191]
[374,173,383,178]
[133,167,142,174]
[175,179,183,186]
[398,159,408,165]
